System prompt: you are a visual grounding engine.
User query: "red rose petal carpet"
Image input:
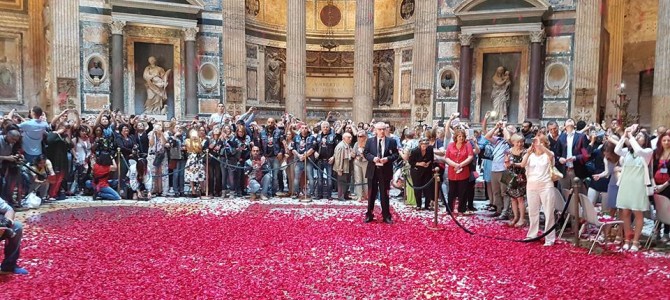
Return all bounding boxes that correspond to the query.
[4,204,670,299]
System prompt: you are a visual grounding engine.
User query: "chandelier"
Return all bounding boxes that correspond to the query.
[320,0,340,51]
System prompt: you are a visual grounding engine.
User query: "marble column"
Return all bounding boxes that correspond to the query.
[183,27,198,117]
[653,0,670,128]
[411,0,438,124]
[457,34,473,119]
[222,0,246,104]
[286,0,306,120]
[572,0,602,122]
[605,0,625,119]
[527,30,545,123]
[110,20,126,112]
[353,0,374,124]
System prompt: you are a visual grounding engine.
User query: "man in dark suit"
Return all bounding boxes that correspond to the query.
[363,122,399,224]
[555,118,589,237]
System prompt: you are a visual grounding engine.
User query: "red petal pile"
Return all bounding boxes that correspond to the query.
[5,205,669,299]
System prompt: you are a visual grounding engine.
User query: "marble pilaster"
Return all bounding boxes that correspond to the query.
[457,34,473,119]
[572,0,602,122]
[527,30,545,122]
[110,20,126,112]
[652,0,670,128]
[411,0,438,124]
[184,27,198,116]
[605,0,625,119]
[285,0,306,120]
[353,0,374,123]
[222,0,246,105]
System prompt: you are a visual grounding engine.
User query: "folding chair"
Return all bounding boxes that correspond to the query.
[645,194,670,249]
[579,194,624,254]
[557,188,572,240]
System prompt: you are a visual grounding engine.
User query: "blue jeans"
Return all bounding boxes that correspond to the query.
[0,220,23,271]
[220,160,235,192]
[248,174,271,196]
[315,160,333,199]
[172,160,186,193]
[293,159,315,195]
[266,157,280,194]
[85,180,121,200]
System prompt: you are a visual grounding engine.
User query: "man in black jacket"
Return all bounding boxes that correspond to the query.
[363,122,399,224]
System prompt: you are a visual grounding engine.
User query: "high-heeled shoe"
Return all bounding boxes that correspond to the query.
[630,241,640,252]
[622,240,631,251]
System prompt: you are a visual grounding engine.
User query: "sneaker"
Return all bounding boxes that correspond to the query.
[0,267,28,275]
[260,195,269,201]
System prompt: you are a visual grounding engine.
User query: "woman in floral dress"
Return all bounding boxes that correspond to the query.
[184,127,205,196]
[505,134,527,227]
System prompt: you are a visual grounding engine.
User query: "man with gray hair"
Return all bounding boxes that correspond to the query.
[333,132,354,201]
[363,122,399,224]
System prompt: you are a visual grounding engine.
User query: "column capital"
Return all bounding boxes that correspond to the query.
[110,20,126,35]
[529,30,546,44]
[183,27,199,41]
[459,33,474,47]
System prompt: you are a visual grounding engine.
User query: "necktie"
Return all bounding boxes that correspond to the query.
[378,139,383,158]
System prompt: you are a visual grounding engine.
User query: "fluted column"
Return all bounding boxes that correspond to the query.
[527,30,545,122]
[457,33,473,119]
[222,0,246,104]
[184,27,198,117]
[605,0,625,119]
[110,20,126,112]
[652,0,670,128]
[572,0,602,122]
[411,0,438,124]
[353,0,374,123]
[286,0,306,120]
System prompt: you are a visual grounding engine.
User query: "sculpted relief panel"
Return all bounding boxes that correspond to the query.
[374,50,394,106]
[0,33,22,103]
[264,46,285,104]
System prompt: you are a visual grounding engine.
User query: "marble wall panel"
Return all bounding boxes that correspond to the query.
[400,69,411,104]
[197,55,221,96]
[542,101,569,118]
[83,93,109,111]
[199,98,219,114]
[247,67,257,100]
[198,36,220,54]
[438,41,460,59]
[546,36,572,55]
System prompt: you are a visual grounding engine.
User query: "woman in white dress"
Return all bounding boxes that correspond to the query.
[519,133,557,246]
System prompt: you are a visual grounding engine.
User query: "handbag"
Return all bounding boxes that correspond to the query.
[500,169,517,186]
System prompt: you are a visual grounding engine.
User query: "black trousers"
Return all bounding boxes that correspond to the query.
[367,167,391,219]
[411,169,433,209]
[448,179,469,213]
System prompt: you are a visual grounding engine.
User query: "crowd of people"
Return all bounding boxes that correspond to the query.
[1,103,670,274]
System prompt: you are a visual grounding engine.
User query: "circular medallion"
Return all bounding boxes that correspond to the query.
[320,4,341,27]
[400,0,415,20]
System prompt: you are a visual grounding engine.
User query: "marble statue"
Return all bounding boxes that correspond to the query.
[491,66,511,120]
[265,52,285,103]
[89,61,104,80]
[143,56,171,115]
[376,55,393,106]
[441,72,455,90]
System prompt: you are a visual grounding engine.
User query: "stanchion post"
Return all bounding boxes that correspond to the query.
[427,167,445,231]
[117,147,122,195]
[571,177,582,246]
[201,149,211,199]
[300,158,312,203]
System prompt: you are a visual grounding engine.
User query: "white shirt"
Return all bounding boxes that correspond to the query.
[377,138,385,157]
[566,131,575,168]
[526,153,553,191]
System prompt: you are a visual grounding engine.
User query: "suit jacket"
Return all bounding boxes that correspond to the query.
[363,136,399,179]
[555,131,589,178]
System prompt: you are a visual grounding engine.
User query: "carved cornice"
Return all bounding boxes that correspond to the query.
[529,30,546,44]
[459,33,473,46]
[110,20,126,35]
[183,27,198,41]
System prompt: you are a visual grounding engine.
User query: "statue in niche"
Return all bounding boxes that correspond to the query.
[491,66,511,120]
[143,56,172,115]
[89,61,104,83]
[265,52,285,103]
[441,71,455,90]
[375,54,393,106]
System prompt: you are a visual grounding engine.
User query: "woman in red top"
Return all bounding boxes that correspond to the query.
[444,129,474,213]
[652,132,670,243]
[91,153,121,200]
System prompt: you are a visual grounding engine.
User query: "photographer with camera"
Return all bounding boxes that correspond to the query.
[0,199,27,275]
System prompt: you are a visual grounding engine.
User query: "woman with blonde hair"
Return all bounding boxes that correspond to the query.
[148,122,169,196]
[504,133,528,227]
[184,127,205,197]
[519,133,556,246]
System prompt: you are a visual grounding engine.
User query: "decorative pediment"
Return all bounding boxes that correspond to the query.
[454,0,550,21]
[111,0,204,29]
